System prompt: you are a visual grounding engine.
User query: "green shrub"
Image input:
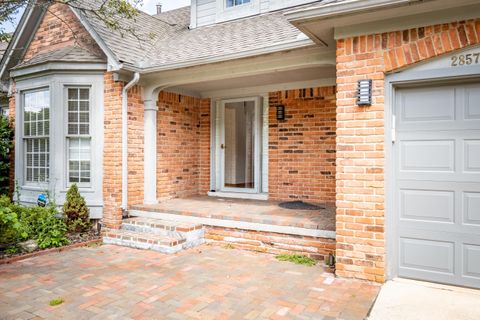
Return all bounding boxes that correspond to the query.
[0,115,13,196]
[0,195,27,249]
[63,184,91,233]
[0,196,69,251]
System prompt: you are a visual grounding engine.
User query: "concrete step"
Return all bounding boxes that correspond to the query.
[103,229,187,254]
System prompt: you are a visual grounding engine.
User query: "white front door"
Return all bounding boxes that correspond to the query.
[218,97,261,193]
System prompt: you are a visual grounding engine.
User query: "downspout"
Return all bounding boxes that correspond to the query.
[121,72,140,212]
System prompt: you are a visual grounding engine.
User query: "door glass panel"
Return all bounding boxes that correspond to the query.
[224,101,255,189]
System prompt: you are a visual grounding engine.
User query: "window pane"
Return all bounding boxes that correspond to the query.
[67,87,90,136]
[68,88,78,100]
[79,89,89,100]
[24,137,49,183]
[68,138,91,184]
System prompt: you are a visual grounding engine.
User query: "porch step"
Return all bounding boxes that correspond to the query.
[103,217,205,254]
[103,229,187,254]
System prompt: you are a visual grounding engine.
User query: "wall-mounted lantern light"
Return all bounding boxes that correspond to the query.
[276,104,285,120]
[357,79,372,106]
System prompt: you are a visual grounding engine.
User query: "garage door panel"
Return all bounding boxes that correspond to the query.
[399,237,454,274]
[399,140,455,172]
[399,86,455,123]
[463,244,480,280]
[394,82,480,289]
[464,140,480,172]
[464,84,480,120]
[399,189,454,223]
[463,192,480,226]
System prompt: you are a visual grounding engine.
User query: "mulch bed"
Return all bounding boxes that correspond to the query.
[0,230,102,265]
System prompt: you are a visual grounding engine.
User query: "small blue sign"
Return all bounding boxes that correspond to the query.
[37,194,48,207]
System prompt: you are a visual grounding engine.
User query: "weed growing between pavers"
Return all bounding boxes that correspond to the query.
[275,254,316,266]
[223,243,235,249]
[49,297,64,306]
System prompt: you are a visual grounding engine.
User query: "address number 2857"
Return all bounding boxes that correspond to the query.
[451,52,480,66]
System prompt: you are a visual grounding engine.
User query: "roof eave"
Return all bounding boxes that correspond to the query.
[285,0,426,24]
[70,7,123,71]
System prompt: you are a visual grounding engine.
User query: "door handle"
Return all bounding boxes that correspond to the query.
[221,144,226,149]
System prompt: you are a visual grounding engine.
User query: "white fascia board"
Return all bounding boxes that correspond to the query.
[0,4,37,81]
[11,62,108,78]
[285,0,425,23]
[70,8,122,71]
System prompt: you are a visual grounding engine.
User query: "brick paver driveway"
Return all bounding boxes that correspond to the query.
[0,245,379,319]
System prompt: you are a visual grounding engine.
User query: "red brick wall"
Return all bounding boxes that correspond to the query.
[336,19,480,282]
[127,87,145,206]
[205,226,335,260]
[103,73,123,228]
[23,3,103,61]
[156,92,211,200]
[103,73,144,227]
[268,87,336,204]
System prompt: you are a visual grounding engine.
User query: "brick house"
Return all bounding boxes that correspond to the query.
[0,0,479,288]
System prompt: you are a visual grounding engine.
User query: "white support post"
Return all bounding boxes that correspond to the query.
[144,99,158,204]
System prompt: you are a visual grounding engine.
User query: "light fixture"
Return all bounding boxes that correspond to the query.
[276,104,285,120]
[357,79,372,106]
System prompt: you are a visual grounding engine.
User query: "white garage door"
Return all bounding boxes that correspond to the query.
[395,81,480,288]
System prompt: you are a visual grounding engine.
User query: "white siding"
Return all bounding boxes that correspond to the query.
[192,0,317,28]
[197,0,216,27]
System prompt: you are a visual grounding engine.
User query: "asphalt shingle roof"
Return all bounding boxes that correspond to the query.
[74,0,322,70]
[13,45,106,69]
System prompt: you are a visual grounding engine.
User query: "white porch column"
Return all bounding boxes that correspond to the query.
[144,99,158,204]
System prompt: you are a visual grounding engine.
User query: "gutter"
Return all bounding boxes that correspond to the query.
[121,72,140,211]
[285,0,428,22]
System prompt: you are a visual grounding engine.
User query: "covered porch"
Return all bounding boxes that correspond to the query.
[130,196,336,259]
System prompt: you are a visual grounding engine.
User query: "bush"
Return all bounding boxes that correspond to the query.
[0,115,13,196]
[63,184,91,232]
[0,196,27,250]
[0,196,69,252]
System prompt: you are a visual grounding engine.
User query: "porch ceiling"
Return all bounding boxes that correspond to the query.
[168,65,335,98]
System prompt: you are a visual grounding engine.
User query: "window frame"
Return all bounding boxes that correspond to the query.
[64,85,93,188]
[226,0,251,8]
[21,87,51,187]
[215,0,260,23]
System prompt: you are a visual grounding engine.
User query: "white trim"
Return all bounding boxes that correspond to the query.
[11,63,107,78]
[261,94,269,193]
[203,78,336,99]
[189,0,198,29]
[129,209,336,238]
[217,96,262,194]
[207,191,268,200]
[333,3,480,40]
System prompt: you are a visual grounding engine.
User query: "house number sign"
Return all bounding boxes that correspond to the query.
[451,52,480,66]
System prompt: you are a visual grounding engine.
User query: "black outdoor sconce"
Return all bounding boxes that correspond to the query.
[276,104,285,120]
[357,79,372,106]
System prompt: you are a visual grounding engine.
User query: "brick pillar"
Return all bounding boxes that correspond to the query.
[103,72,123,228]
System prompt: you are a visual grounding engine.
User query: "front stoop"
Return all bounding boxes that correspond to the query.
[103,217,205,254]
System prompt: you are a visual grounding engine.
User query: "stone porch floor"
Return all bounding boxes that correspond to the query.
[0,244,379,319]
[131,196,335,231]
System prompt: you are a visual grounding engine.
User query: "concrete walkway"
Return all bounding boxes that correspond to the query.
[368,278,480,320]
[0,244,379,319]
